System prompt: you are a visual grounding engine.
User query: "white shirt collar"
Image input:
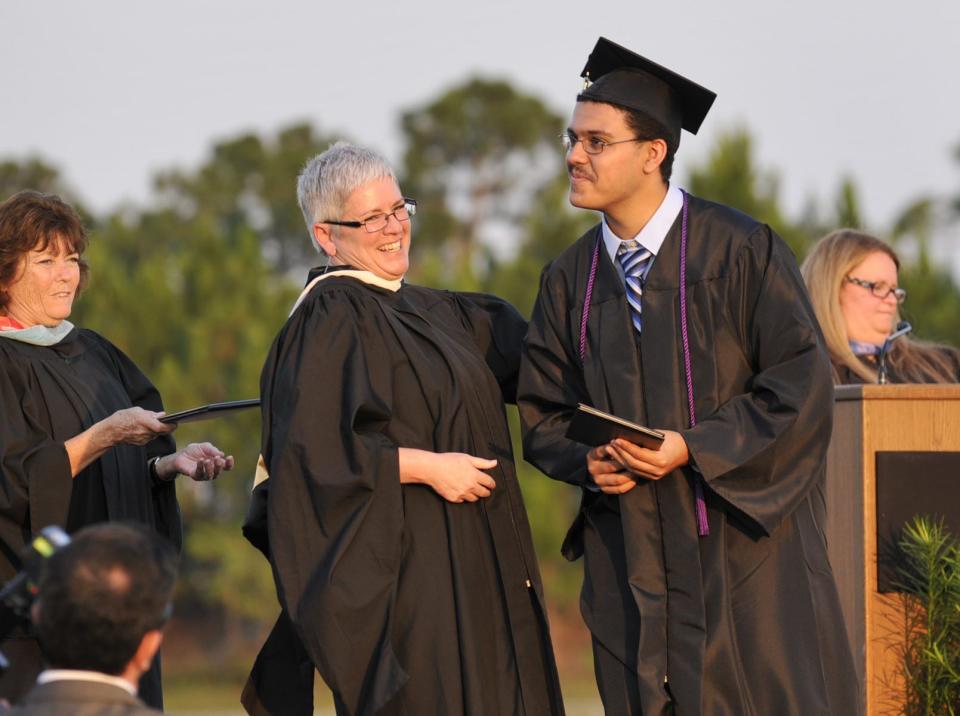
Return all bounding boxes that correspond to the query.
[602,184,684,263]
[37,669,137,696]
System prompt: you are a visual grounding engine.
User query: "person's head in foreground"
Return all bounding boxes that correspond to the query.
[34,522,178,685]
[297,142,416,282]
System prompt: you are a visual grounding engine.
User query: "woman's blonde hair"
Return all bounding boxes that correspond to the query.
[801,229,957,383]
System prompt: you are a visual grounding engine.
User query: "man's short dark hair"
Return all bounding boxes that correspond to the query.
[35,523,178,675]
[621,105,678,183]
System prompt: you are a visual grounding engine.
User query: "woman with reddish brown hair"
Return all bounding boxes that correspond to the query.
[0,190,234,708]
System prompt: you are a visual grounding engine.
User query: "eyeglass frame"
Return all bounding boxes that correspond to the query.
[560,131,648,155]
[844,275,907,304]
[323,198,417,233]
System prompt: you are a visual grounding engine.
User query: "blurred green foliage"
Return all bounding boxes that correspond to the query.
[896,516,960,714]
[400,78,568,291]
[3,78,960,698]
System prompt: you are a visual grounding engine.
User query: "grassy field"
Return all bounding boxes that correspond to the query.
[161,602,602,715]
[162,661,603,715]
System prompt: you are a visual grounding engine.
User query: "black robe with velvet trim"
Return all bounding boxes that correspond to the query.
[0,327,180,708]
[518,194,861,715]
[257,276,563,716]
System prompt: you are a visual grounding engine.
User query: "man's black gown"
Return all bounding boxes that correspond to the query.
[518,195,861,715]
[257,274,563,716]
[0,328,180,708]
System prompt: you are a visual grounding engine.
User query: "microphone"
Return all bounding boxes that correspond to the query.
[877,321,912,384]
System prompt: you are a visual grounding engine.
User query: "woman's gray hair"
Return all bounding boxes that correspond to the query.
[297,142,397,254]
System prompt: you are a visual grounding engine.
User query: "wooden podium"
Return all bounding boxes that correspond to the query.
[825,384,960,715]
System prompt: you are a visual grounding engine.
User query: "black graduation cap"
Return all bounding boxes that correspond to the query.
[579,37,716,143]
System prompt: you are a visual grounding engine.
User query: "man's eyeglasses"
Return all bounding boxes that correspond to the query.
[324,199,417,233]
[560,132,646,155]
[845,275,907,304]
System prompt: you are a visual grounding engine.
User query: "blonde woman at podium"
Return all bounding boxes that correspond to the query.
[801,229,960,384]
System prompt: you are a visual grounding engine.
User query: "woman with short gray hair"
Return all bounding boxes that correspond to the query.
[248,142,564,715]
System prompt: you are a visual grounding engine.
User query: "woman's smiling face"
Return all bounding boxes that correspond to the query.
[319,176,411,281]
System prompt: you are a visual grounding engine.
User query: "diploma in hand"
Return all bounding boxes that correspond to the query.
[565,404,665,450]
[159,398,260,424]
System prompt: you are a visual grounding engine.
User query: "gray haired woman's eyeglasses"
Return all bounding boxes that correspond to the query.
[323,199,417,234]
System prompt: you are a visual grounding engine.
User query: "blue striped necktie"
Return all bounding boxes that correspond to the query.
[617,241,653,336]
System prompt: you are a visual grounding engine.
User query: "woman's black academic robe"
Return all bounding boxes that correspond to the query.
[0,327,179,707]
[258,276,563,716]
[519,195,861,715]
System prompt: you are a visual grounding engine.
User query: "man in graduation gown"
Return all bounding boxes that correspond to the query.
[518,37,861,715]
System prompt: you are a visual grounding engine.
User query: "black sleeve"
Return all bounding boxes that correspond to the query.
[682,229,835,536]
[450,292,527,403]
[261,289,407,714]
[0,351,72,564]
[517,266,592,487]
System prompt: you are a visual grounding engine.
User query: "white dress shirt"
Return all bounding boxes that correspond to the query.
[601,183,684,283]
[37,669,137,696]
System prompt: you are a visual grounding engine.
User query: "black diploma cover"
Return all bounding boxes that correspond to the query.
[565,403,664,449]
[160,398,260,424]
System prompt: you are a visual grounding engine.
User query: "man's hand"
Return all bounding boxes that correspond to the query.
[587,444,638,494]
[607,429,690,480]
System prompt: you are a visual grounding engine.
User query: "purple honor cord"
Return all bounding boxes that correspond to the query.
[578,190,710,536]
[579,239,601,362]
[679,191,710,536]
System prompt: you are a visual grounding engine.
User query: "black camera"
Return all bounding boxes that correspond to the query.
[0,526,70,674]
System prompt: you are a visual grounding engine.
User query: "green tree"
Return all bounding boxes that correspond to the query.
[898,255,960,348]
[0,157,64,197]
[686,126,812,257]
[490,171,596,316]
[896,517,960,715]
[892,197,936,247]
[0,156,92,222]
[399,78,565,289]
[153,123,340,273]
[884,197,960,348]
[834,176,864,231]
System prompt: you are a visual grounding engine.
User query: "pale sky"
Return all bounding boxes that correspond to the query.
[3,0,959,255]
